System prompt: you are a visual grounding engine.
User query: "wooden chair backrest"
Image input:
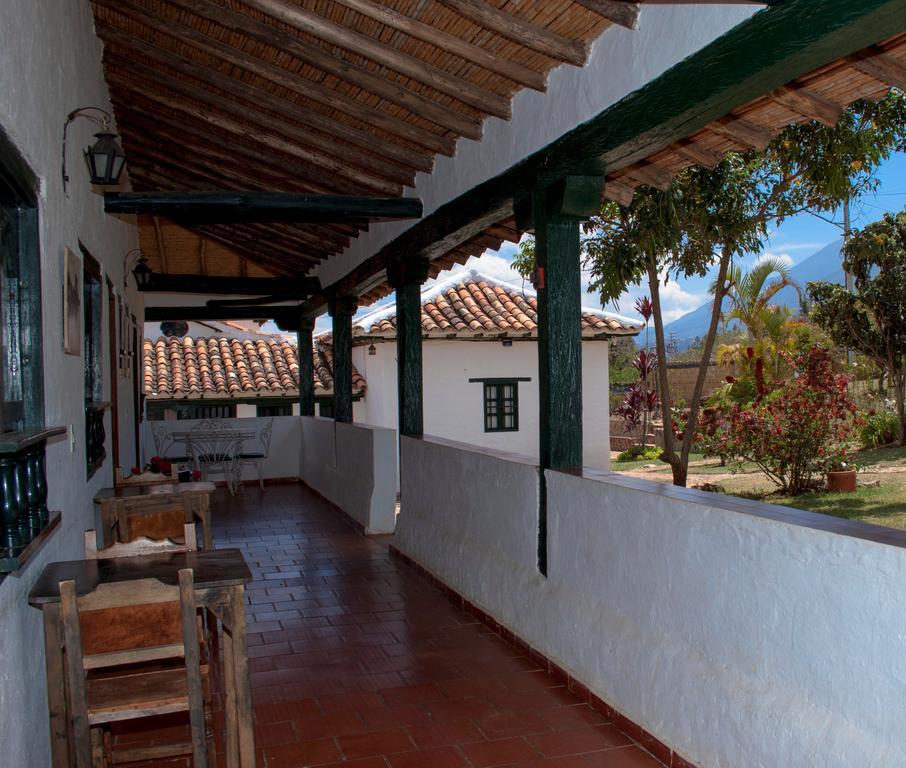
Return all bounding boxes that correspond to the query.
[59,570,204,767]
[117,497,188,541]
[84,523,197,560]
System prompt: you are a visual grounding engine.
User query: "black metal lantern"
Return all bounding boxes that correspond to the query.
[132,256,153,289]
[84,132,126,186]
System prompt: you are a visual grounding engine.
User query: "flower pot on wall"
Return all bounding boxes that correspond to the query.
[827,469,857,493]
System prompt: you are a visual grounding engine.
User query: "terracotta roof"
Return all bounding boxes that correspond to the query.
[354,271,642,339]
[143,336,366,400]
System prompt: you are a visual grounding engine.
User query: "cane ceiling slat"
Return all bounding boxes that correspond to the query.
[91,0,619,279]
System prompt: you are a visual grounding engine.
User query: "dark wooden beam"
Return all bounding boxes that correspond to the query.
[137,274,319,296]
[437,0,588,65]
[296,316,316,417]
[242,0,511,118]
[388,259,430,438]
[328,296,358,424]
[144,0,484,139]
[106,192,423,225]
[145,304,302,322]
[96,26,434,175]
[95,0,454,156]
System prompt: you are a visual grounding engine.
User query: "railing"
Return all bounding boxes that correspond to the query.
[0,427,65,572]
[394,435,906,768]
[85,401,107,479]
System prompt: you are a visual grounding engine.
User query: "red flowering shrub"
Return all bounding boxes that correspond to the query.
[697,348,862,495]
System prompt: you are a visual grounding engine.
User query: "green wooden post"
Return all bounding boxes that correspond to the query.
[524,175,603,574]
[388,259,430,437]
[328,295,358,423]
[297,315,316,417]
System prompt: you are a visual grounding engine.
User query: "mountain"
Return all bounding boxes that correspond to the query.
[661,239,844,349]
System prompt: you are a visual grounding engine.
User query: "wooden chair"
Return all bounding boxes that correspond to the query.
[238,417,274,489]
[85,523,197,560]
[59,569,209,768]
[115,497,193,544]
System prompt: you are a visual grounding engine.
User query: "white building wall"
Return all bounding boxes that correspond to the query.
[355,339,611,469]
[0,2,141,765]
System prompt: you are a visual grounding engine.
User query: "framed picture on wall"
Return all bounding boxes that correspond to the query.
[63,246,81,356]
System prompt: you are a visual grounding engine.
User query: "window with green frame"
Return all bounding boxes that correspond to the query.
[482,380,519,433]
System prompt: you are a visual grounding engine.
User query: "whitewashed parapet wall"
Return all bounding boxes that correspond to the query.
[395,436,906,767]
[0,1,141,765]
[300,417,397,534]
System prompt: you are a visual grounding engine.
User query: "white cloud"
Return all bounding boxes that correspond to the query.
[753,251,794,269]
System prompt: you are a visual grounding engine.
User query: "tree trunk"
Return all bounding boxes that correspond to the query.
[646,257,684,484]
[896,366,906,447]
[680,246,734,475]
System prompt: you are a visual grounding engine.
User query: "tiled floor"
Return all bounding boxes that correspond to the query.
[130,484,667,767]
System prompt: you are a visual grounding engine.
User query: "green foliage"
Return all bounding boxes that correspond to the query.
[808,208,906,444]
[860,408,900,449]
[617,445,662,462]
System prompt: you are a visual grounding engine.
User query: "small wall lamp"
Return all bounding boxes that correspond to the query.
[367,343,377,356]
[124,248,152,290]
[62,107,127,194]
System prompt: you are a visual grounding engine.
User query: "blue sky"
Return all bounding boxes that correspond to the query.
[301,151,906,335]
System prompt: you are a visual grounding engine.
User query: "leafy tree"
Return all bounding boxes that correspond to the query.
[516,92,905,486]
[809,209,906,444]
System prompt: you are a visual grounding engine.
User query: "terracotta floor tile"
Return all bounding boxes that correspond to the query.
[460,736,539,767]
[128,486,670,768]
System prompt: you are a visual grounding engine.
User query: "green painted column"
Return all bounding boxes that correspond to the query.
[388,259,430,437]
[524,175,603,573]
[329,295,358,423]
[297,315,316,417]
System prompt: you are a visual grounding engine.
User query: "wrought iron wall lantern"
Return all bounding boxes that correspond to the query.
[368,343,377,356]
[62,107,126,194]
[124,248,152,290]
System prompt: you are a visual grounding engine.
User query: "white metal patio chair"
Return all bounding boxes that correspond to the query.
[238,418,273,490]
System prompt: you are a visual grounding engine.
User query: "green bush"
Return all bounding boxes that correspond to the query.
[617,445,662,462]
[860,409,899,448]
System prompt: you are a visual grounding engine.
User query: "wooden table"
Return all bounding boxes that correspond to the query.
[29,548,256,768]
[94,481,216,549]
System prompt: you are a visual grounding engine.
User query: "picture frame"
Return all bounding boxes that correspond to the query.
[63,246,81,356]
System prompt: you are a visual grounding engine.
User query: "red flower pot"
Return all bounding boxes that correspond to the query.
[827,469,857,493]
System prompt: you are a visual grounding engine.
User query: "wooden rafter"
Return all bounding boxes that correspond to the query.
[574,1,641,29]
[95,0,454,155]
[436,0,589,65]
[241,0,512,118]
[153,217,168,273]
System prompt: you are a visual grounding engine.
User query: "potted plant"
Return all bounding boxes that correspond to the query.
[826,459,857,493]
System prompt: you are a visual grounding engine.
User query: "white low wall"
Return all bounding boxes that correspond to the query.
[300,417,397,534]
[395,437,906,768]
[141,416,301,482]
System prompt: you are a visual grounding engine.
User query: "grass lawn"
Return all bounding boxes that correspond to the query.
[612,443,906,531]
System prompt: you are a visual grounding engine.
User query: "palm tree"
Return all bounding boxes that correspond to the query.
[711,256,803,376]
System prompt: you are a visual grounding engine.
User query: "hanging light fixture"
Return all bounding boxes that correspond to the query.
[368,343,377,356]
[62,107,127,194]
[124,249,153,290]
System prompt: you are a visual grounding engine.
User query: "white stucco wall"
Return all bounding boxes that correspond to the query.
[0,2,141,765]
[355,339,611,469]
[300,416,397,534]
[395,438,906,768]
[315,4,757,289]
[140,416,302,482]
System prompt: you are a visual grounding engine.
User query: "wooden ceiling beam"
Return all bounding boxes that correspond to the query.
[849,47,906,89]
[709,115,774,150]
[242,0,511,118]
[622,162,673,190]
[573,1,641,29]
[147,0,484,139]
[437,0,588,66]
[327,0,545,90]
[145,303,302,322]
[94,0,454,155]
[671,139,723,168]
[106,192,423,225]
[97,25,433,175]
[602,180,635,206]
[121,150,355,251]
[138,273,319,296]
[111,100,359,198]
[769,84,843,126]
[193,224,317,274]
[153,216,169,273]
[104,62,410,193]
[198,238,207,276]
